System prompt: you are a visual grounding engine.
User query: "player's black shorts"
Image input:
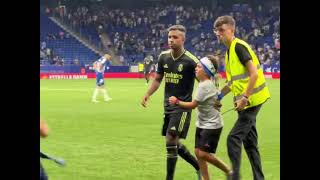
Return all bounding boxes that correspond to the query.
[96,73,105,87]
[162,112,191,139]
[195,127,223,153]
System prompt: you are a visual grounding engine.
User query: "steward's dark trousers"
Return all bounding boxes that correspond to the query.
[227,104,264,180]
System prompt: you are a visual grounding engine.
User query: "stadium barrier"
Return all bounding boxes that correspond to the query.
[40,65,279,79]
[40,72,279,79]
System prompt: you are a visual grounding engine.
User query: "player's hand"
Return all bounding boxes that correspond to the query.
[141,94,150,107]
[169,96,178,105]
[235,97,248,111]
[213,100,222,111]
[40,119,49,138]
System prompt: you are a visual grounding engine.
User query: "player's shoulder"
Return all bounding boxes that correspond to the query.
[158,49,171,62]
[235,37,248,44]
[159,49,171,55]
[159,50,171,57]
[235,38,251,49]
[184,50,199,64]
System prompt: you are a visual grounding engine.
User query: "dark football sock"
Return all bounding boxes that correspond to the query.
[178,143,200,171]
[166,142,178,180]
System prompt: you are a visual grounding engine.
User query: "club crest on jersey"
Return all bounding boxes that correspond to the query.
[178,64,183,72]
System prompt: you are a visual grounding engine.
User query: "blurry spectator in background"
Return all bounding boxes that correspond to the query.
[119,55,124,64]
[73,58,80,65]
[40,50,46,61]
[46,48,51,59]
[59,31,65,39]
[52,55,59,65]
[275,38,280,50]
[45,7,51,16]
[58,58,65,66]
[41,41,46,50]
[272,60,280,73]
[98,24,103,34]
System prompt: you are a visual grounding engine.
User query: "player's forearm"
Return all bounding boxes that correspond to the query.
[177,100,198,109]
[146,74,163,96]
[146,80,161,96]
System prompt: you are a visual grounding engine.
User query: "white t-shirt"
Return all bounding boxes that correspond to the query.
[194,80,223,129]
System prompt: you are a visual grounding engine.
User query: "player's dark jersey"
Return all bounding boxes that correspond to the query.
[144,57,153,72]
[157,49,199,113]
[144,63,152,72]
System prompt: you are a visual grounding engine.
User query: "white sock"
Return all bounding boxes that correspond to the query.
[92,88,99,100]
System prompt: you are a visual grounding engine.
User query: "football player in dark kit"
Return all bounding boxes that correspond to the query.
[141,25,201,180]
[143,55,155,85]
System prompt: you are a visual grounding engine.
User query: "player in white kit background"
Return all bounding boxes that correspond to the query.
[91,54,112,103]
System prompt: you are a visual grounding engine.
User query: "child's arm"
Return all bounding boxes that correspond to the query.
[169,96,198,109]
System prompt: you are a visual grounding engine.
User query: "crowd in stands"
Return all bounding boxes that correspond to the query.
[41,2,280,72]
[40,31,70,65]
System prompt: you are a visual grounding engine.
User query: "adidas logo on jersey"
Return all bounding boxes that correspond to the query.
[170,126,176,130]
[164,64,168,68]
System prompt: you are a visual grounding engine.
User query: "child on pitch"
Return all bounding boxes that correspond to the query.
[169,55,233,180]
[92,54,112,102]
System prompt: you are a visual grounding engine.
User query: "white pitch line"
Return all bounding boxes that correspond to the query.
[40,88,89,92]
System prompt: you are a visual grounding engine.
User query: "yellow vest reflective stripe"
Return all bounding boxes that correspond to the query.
[225,38,271,109]
[230,64,261,82]
[233,82,266,101]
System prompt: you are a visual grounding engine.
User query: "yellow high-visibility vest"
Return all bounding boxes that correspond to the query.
[138,63,144,72]
[225,38,271,109]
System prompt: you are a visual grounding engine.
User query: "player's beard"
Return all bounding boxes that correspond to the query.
[170,43,183,52]
[171,46,178,52]
[168,43,174,49]
[171,46,184,59]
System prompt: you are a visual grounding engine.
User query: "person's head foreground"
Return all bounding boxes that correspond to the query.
[196,55,219,81]
[213,15,236,45]
[167,25,186,50]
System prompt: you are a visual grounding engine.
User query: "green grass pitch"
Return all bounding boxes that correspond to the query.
[40,78,279,180]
